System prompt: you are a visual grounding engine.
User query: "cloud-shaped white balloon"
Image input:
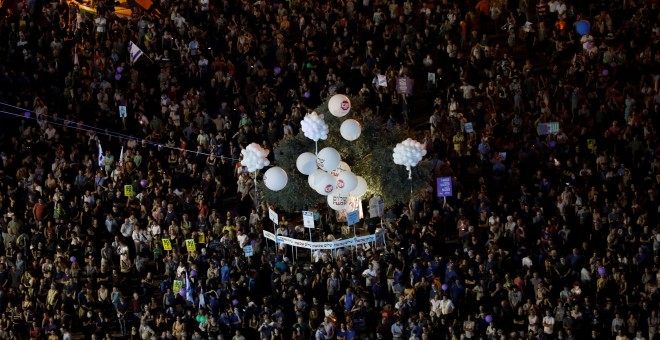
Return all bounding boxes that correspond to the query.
[392,138,427,168]
[300,111,329,142]
[241,143,270,173]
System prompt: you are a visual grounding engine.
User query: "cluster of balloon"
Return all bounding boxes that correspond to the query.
[115,66,123,81]
[293,94,368,210]
[392,138,427,177]
[240,143,270,173]
[300,111,329,142]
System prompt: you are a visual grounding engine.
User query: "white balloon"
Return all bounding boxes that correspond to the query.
[328,94,351,117]
[330,161,351,177]
[308,169,325,189]
[336,171,358,194]
[314,172,336,196]
[340,119,362,141]
[263,167,288,191]
[327,193,349,211]
[316,147,341,171]
[338,161,351,172]
[350,176,368,197]
[296,152,318,175]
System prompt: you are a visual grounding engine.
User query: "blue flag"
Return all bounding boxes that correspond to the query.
[199,286,205,308]
[185,271,193,303]
[98,142,104,169]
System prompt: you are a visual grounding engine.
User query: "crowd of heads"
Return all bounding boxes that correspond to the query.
[0,0,658,339]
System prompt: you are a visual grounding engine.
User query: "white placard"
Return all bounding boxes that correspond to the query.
[302,211,315,229]
[269,208,278,225]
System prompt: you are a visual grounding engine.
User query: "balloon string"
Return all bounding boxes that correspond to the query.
[408,166,413,223]
[254,171,258,208]
[315,141,318,156]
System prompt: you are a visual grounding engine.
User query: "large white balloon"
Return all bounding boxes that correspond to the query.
[327,193,349,211]
[263,167,288,191]
[350,176,368,197]
[328,94,351,117]
[316,147,341,171]
[336,171,358,194]
[340,119,362,141]
[313,172,336,196]
[296,152,318,175]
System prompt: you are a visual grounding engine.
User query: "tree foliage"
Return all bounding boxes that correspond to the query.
[261,97,432,212]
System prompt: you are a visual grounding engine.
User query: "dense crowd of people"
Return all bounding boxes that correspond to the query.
[0,0,658,338]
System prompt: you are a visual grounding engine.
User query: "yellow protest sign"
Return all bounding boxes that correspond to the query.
[172,280,183,293]
[124,185,133,197]
[185,239,196,252]
[161,238,172,251]
[587,139,596,150]
[197,233,206,244]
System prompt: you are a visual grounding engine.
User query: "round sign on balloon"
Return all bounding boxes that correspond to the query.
[327,193,349,211]
[316,147,341,171]
[313,172,336,196]
[328,94,351,117]
[296,152,317,175]
[264,167,288,191]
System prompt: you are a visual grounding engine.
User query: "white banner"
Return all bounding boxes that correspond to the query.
[262,231,382,250]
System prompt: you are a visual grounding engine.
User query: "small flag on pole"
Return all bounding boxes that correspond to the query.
[129,41,144,64]
[199,286,205,308]
[118,146,124,169]
[98,143,104,169]
[185,271,194,303]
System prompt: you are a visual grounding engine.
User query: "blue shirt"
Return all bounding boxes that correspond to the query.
[221,265,230,283]
[391,323,403,336]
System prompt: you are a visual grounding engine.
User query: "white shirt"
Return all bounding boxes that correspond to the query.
[95,17,106,32]
[543,316,555,334]
[149,224,161,238]
[439,299,454,315]
[362,268,377,286]
[556,3,567,19]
